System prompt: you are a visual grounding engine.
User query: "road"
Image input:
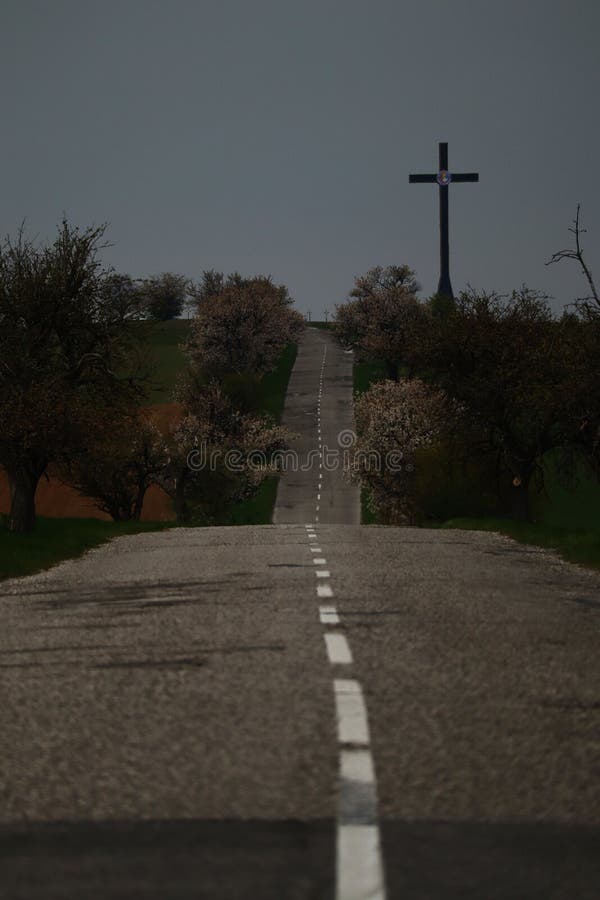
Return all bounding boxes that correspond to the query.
[1,328,599,899]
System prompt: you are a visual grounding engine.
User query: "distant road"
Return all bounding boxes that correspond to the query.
[274,325,360,525]
[1,327,599,899]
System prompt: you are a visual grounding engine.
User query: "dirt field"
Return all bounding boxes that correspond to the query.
[0,404,183,522]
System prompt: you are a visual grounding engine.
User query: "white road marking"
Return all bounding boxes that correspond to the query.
[317,493,321,501]
[317,583,334,598]
[313,557,327,565]
[325,632,353,664]
[316,569,330,578]
[333,680,370,745]
[339,749,380,830]
[310,547,322,553]
[319,605,340,625]
[336,825,386,900]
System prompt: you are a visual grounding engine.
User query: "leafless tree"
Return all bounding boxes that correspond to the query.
[546,204,599,316]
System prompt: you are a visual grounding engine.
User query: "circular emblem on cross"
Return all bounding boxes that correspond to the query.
[436,169,452,186]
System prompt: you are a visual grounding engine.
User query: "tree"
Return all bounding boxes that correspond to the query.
[333,265,423,379]
[159,381,291,523]
[546,205,599,317]
[141,272,189,320]
[347,378,451,523]
[186,273,304,379]
[409,287,599,520]
[61,414,168,521]
[101,273,146,321]
[0,221,144,532]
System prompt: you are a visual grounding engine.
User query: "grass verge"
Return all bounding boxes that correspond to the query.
[0,517,173,581]
[353,358,388,523]
[254,343,298,422]
[442,517,600,570]
[140,319,191,404]
[216,343,298,525]
[353,359,388,396]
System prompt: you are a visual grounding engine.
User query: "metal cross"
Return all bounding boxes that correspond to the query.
[409,142,479,299]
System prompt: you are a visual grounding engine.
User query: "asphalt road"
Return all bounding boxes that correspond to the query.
[274,326,360,525]
[1,329,599,899]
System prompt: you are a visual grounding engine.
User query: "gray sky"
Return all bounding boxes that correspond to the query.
[1,0,598,317]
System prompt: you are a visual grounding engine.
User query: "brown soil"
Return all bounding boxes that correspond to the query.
[0,404,184,522]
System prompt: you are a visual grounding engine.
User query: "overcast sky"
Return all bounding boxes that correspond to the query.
[1,0,598,317]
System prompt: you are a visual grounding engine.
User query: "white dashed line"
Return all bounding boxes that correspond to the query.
[339,748,379,828]
[325,633,353,665]
[333,679,370,745]
[305,344,385,900]
[319,605,340,625]
[337,825,386,900]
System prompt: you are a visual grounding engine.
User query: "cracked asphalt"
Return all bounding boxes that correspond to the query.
[1,328,599,899]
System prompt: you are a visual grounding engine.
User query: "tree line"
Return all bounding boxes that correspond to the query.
[335,224,600,524]
[0,221,303,533]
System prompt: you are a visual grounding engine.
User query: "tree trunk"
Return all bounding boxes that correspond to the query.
[174,470,190,523]
[6,467,41,533]
[133,484,147,521]
[510,466,534,522]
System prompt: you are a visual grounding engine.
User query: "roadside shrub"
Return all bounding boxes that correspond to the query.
[348,378,451,523]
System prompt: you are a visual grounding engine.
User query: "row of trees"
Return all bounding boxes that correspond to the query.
[338,235,600,523]
[0,221,303,532]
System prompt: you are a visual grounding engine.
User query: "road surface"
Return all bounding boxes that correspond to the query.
[1,328,599,899]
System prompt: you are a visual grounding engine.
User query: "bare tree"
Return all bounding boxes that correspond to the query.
[546,204,599,316]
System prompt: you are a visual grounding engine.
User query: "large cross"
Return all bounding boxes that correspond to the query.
[409,142,478,299]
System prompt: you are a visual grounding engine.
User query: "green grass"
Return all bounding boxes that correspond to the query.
[254,343,298,422]
[226,478,279,526]
[353,358,388,524]
[441,451,600,569]
[140,319,191,404]
[532,450,600,531]
[0,517,173,581]
[353,359,388,395]
[442,517,600,570]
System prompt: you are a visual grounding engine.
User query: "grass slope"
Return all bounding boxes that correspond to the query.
[141,319,191,404]
[0,518,172,581]
[442,518,600,570]
[353,358,387,524]
[226,343,298,525]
